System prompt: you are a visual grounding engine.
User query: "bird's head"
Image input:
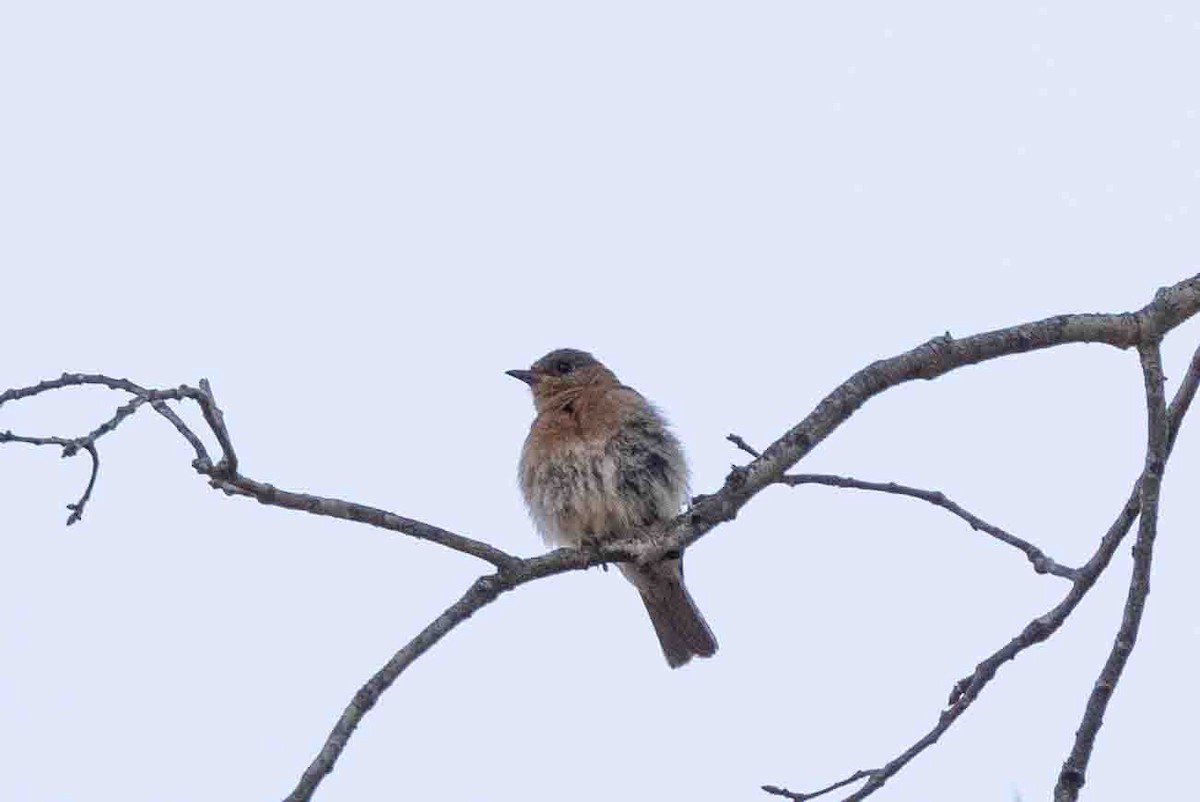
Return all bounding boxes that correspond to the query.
[507,348,619,411]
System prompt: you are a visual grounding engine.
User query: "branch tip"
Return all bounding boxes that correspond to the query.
[727,433,762,458]
[779,473,1074,579]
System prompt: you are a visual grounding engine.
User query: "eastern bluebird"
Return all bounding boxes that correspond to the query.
[508,348,717,668]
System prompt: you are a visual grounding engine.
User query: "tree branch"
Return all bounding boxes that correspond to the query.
[0,393,150,524]
[0,374,516,568]
[1052,342,1170,800]
[670,276,1200,560]
[3,275,1199,802]
[284,574,508,802]
[764,339,1200,802]
[727,432,1073,577]
[777,473,1077,579]
[206,472,520,569]
[281,277,1200,801]
[0,373,213,468]
[0,430,99,525]
[727,433,762,458]
[764,768,877,800]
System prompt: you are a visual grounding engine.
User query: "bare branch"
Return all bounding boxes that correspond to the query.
[0,393,151,524]
[280,540,642,802]
[0,373,212,467]
[1053,341,1170,801]
[196,377,238,473]
[189,392,519,567]
[82,395,148,444]
[766,341,1200,802]
[727,433,762,458]
[0,374,517,568]
[0,431,98,524]
[63,442,99,525]
[778,473,1076,579]
[764,768,877,800]
[4,276,1200,802]
[206,472,520,569]
[182,380,518,567]
[669,276,1200,558]
[0,430,75,450]
[284,574,507,802]
[281,278,1200,802]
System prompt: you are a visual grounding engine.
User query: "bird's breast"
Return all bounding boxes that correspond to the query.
[518,408,687,548]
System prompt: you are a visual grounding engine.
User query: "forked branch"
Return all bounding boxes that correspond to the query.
[765,339,1200,802]
[2,275,1198,802]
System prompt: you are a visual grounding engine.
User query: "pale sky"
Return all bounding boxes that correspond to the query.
[2,3,1199,801]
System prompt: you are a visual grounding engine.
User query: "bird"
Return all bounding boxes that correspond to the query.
[507,348,717,668]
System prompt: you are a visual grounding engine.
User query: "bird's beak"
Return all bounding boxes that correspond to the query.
[506,369,538,386]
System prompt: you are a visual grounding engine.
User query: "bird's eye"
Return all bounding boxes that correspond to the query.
[555,360,574,375]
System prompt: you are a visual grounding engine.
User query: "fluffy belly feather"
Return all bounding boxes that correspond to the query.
[519,438,684,548]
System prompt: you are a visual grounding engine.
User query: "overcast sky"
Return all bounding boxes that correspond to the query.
[2,3,1198,801]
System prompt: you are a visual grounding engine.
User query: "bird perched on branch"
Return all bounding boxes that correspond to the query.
[507,348,717,668]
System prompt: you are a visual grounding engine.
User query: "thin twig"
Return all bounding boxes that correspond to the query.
[82,396,147,443]
[197,378,238,473]
[0,373,212,467]
[284,574,507,801]
[728,433,762,458]
[206,472,520,569]
[1052,342,1169,800]
[281,540,644,802]
[1,393,167,524]
[0,374,515,568]
[193,384,515,567]
[764,768,877,800]
[0,392,141,525]
[778,473,1076,579]
[0,431,99,524]
[64,442,99,525]
[0,430,75,448]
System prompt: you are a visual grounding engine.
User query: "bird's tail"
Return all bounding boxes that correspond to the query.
[621,558,718,668]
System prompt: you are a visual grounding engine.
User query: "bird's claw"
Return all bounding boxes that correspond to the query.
[580,534,609,571]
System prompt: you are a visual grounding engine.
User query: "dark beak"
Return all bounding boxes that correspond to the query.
[506,369,537,386]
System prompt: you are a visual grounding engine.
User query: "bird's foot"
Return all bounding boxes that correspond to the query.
[579,534,609,572]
